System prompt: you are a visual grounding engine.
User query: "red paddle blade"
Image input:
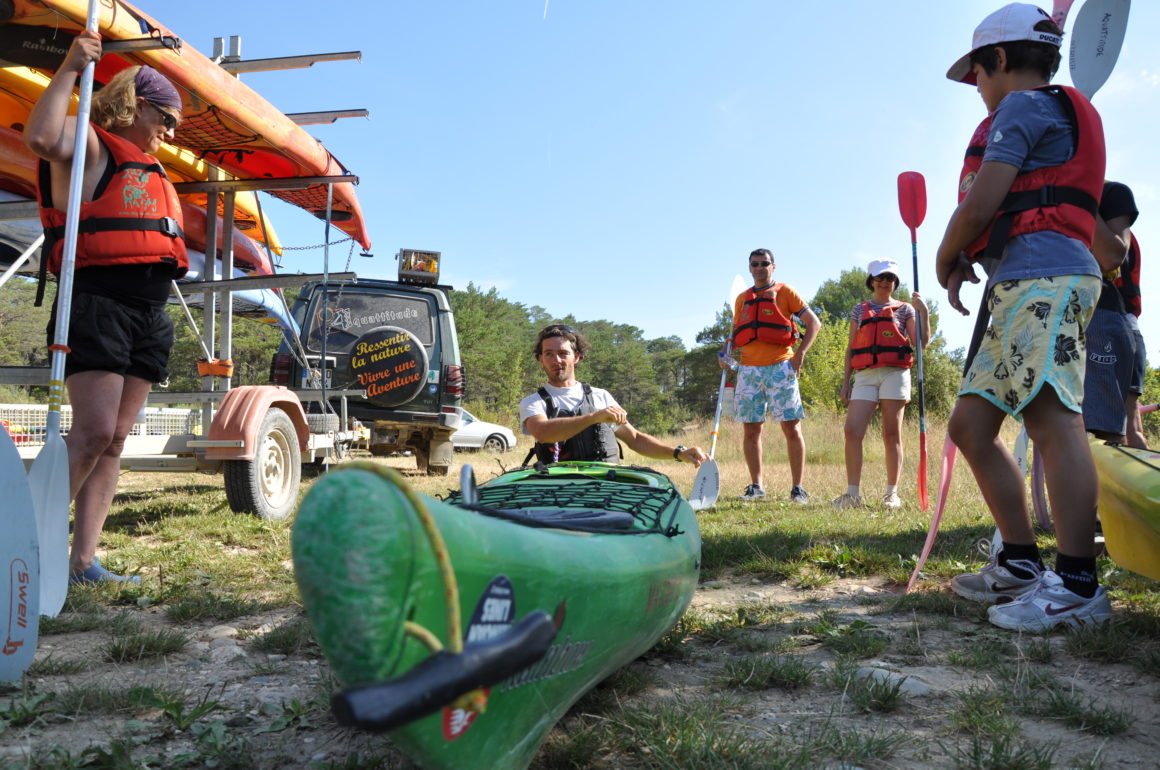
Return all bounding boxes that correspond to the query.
[897,171,927,231]
[917,434,929,511]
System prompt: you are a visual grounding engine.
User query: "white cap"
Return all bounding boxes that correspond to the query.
[868,259,900,278]
[946,3,1061,85]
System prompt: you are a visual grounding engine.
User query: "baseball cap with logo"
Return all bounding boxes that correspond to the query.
[946,3,1061,85]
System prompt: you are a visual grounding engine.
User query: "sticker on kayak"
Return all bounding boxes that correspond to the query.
[441,575,515,741]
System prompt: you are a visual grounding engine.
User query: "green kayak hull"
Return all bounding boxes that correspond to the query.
[293,461,701,769]
[1091,437,1160,581]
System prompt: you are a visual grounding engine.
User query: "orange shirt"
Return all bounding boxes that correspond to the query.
[733,283,807,366]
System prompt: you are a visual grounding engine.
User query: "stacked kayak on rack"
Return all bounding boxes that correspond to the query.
[0,0,370,250]
[293,461,701,770]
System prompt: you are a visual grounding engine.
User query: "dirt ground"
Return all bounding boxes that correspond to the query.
[3,571,1158,769]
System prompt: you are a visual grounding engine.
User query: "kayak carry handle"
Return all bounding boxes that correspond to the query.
[332,609,558,732]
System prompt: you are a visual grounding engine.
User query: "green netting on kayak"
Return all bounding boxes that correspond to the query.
[446,478,685,537]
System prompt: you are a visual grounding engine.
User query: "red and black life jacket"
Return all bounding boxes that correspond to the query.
[1113,232,1142,317]
[37,124,187,281]
[850,301,913,370]
[958,85,1105,263]
[732,283,800,347]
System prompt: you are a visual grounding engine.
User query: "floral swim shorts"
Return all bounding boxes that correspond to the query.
[962,275,1100,417]
[734,361,805,423]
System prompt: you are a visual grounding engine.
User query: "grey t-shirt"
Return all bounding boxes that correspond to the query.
[979,88,1100,286]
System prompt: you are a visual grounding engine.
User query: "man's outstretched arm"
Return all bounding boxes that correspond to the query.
[614,424,708,467]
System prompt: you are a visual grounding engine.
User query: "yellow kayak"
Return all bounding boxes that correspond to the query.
[1091,436,1160,581]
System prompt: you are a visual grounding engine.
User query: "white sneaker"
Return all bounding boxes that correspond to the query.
[951,557,1043,604]
[988,570,1112,632]
[882,492,902,509]
[740,484,765,502]
[831,493,863,508]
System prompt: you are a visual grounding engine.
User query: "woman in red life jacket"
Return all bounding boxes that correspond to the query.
[25,31,186,584]
[834,259,929,509]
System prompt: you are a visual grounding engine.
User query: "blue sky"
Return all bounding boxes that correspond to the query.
[144,1,1159,360]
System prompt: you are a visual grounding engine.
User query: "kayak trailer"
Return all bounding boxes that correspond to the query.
[0,35,371,520]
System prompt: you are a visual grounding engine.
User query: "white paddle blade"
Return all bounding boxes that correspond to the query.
[1069,0,1130,99]
[0,426,39,681]
[688,459,720,512]
[1013,426,1030,477]
[29,432,69,618]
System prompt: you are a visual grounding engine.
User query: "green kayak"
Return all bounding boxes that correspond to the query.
[292,460,701,769]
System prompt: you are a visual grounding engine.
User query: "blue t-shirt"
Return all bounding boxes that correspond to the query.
[978,89,1100,286]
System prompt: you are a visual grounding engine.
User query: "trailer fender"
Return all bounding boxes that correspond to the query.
[205,385,309,461]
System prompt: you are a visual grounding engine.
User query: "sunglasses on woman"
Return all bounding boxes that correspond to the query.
[143,100,178,131]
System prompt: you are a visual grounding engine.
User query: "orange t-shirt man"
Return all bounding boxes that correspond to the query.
[733,283,808,367]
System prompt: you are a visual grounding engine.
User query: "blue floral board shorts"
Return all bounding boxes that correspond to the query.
[734,361,805,423]
[961,275,1099,418]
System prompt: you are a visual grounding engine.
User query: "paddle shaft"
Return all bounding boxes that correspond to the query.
[46,2,100,430]
[708,341,732,460]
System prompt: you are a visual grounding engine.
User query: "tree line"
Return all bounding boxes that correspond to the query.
[449,271,971,435]
[2,272,1156,439]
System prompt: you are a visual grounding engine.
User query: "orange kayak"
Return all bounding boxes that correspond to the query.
[0,122,273,276]
[0,0,370,250]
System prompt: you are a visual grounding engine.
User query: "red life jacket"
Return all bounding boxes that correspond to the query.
[958,85,1105,262]
[733,283,800,347]
[37,124,187,277]
[1113,233,1142,317]
[850,301,913,370]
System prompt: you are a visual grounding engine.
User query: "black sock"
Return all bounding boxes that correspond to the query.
[998,541,1043,579]
[1055,553,1098,598]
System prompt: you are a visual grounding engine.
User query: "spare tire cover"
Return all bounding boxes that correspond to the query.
[348,326,430,407]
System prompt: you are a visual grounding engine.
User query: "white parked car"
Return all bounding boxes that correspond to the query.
[452,410,517,453]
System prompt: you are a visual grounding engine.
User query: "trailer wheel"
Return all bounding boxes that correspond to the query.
[224,407,301,520]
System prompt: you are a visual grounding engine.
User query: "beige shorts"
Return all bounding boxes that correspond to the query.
[851,366,911,403]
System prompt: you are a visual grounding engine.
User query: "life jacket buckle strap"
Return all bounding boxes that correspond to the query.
[1038,185,1058,207]
[159,217,180,238]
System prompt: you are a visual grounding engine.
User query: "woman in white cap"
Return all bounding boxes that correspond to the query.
[833,259,929,509]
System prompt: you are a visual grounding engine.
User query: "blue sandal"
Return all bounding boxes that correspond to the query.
[69,557,141,585]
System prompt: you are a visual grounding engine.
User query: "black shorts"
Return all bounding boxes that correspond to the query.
[47,291,174,383]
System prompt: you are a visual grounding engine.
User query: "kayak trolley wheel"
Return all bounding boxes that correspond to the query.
[224,407,302,520]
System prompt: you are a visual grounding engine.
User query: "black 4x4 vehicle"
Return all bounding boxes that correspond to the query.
[270,250,464,475]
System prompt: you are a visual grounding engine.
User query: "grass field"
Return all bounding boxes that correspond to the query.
[2,410,1158,769]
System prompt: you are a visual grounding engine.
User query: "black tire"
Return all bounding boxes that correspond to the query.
[482,434,508,453]
[307,412,340,433]
[224,407,301,520]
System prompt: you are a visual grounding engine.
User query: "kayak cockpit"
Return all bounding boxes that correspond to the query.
[446,463,687,536]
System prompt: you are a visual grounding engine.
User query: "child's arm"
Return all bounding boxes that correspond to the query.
[935,161,1020,314]
[1091,214,1132,274]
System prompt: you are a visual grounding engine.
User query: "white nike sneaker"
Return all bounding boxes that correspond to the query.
[987,570,1112,632]
[950,557,1043,603]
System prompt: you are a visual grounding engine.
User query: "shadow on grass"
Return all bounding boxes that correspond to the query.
[112,485,221,504]
[700,521,1002,584]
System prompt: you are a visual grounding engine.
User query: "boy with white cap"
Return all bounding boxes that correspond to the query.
[834,259,928,509]
[935,4,1111,631]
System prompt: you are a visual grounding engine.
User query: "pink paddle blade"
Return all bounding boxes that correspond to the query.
[897,171,927,232]
[917,433,929,511]
[906,435,957,592]
[1052,0,1076,28]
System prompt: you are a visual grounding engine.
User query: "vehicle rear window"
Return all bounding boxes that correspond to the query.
[305,289,435,352]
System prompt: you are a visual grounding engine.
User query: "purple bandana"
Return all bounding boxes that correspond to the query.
[134,65,181,111]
